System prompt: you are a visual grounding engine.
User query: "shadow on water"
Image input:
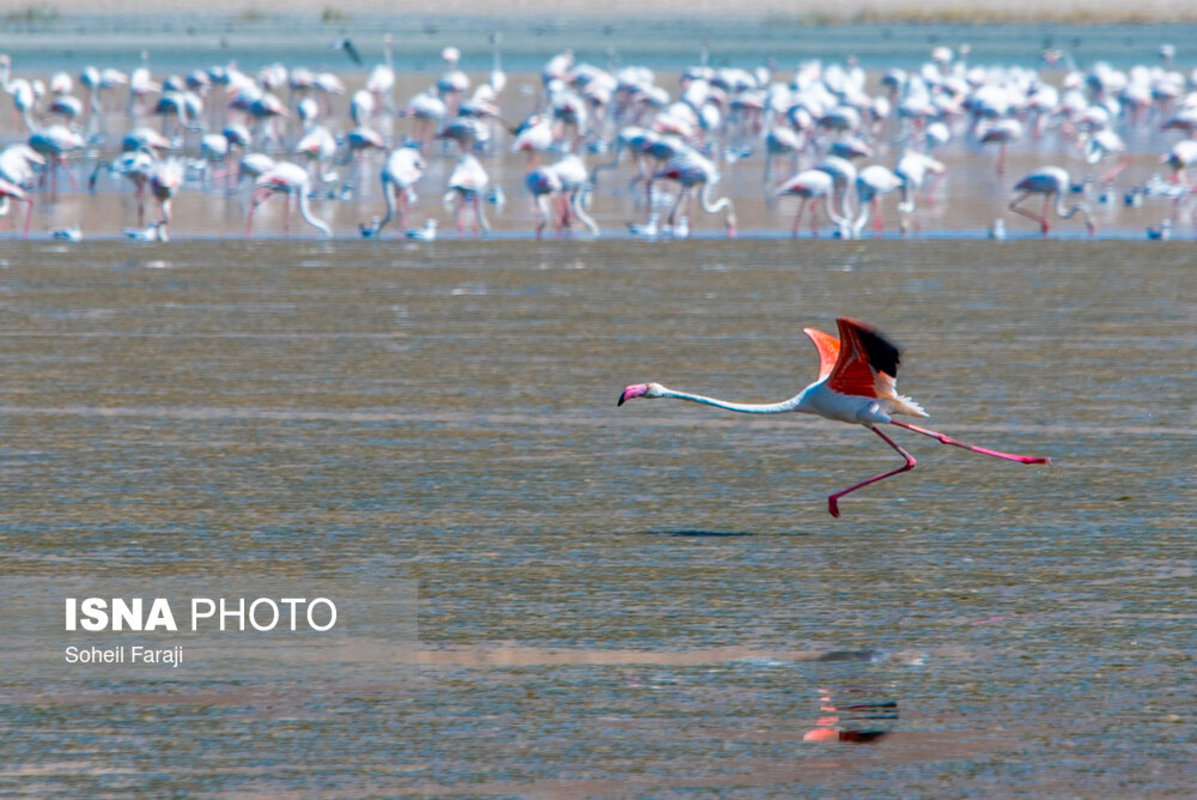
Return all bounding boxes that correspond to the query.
[646,529,819,537]
[654,529,760,537]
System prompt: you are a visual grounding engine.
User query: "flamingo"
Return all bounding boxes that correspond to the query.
[400,88,446,150]
[0,54,38,133]
[645,147,736,237]
[525,155,599,239]
[774,169,848,237]
[0,176,33,238]
[148,158,184,241]
[246,161,332,238]
[443,154,490,237]
[360,147,426,237]
[526,164,566,239]
[29,125,85,198]
[100,148,155,225]
[1009,166,1096,236]
[365,34,396,117]
[894,150,945,234]
[488,33,507,95]
[853,164,905,237]
[617,317,1049,518]
[977,117,1023,175]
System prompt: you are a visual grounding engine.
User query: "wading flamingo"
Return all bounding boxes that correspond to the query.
[360,147,426,237]
[246,161,332,238]
[774,169,848,238]
[443,153,490,237]
[1008,166,1095,236]
[645,147,736,237]
[148,158,184,241]
[617,317,1049,518]
[0,177,33,238]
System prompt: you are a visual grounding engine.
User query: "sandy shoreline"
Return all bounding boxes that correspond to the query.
[18,0,1197,23]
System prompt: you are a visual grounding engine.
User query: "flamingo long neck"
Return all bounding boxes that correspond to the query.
[850,199,871,237]
[590,148,625,184]
[1054,192,1091,225]
[659,387,801,415]
[835,179,856,221]
[698,182,735,229]
[376,175,397,234]
[535,192,553,233]
[819,192,854,239]
[296,190,332,237]
[571,185,599,235]
[20,104,37,134]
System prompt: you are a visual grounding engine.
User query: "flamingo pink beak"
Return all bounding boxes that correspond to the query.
[617,383,649,406]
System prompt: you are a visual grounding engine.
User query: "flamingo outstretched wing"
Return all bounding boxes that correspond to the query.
[826,317,900,398]
[802,327,841,381]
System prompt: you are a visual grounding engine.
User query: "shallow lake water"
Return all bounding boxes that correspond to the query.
[1,237,1192,796]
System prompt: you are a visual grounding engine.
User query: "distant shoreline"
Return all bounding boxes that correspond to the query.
[7,2,1197,25]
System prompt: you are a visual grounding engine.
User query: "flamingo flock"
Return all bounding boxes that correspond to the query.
[1,40,1196,240]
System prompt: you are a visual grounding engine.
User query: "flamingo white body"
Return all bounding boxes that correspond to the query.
[148,158,184,241]
[977,117,1023,174]
[775,169,848,237]
[366,34,396,109]
[618,317,1049,517]
[0,143,45,186]
[1009,166,1095,236]
[29,125,85,196]
[1162,139,1197,184]
[361,147,426,237]
[444,154,490,237]
[526,155,599,238]
[246,161,332,238]
[646,147,736,237]
[854,165,905,237]
[894,150,946,234]
[0,176,33,238]
[103,148,155,225]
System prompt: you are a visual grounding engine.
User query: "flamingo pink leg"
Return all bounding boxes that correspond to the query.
[1008,191,1049,234]
[828,426,916,518]
[889,420,1050,464]
[791,197,807,237]
[246,188,269,238]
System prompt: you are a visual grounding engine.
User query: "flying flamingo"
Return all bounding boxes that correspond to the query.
[246,161,332,238]
[617,317,1049,517]
[1008,166,1096,236]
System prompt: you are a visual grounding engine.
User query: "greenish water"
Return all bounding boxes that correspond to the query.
[2,14,1196,74]
[0,239,1192,795]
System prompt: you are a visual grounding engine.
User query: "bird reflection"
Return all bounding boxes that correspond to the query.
[803,686,898,743]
